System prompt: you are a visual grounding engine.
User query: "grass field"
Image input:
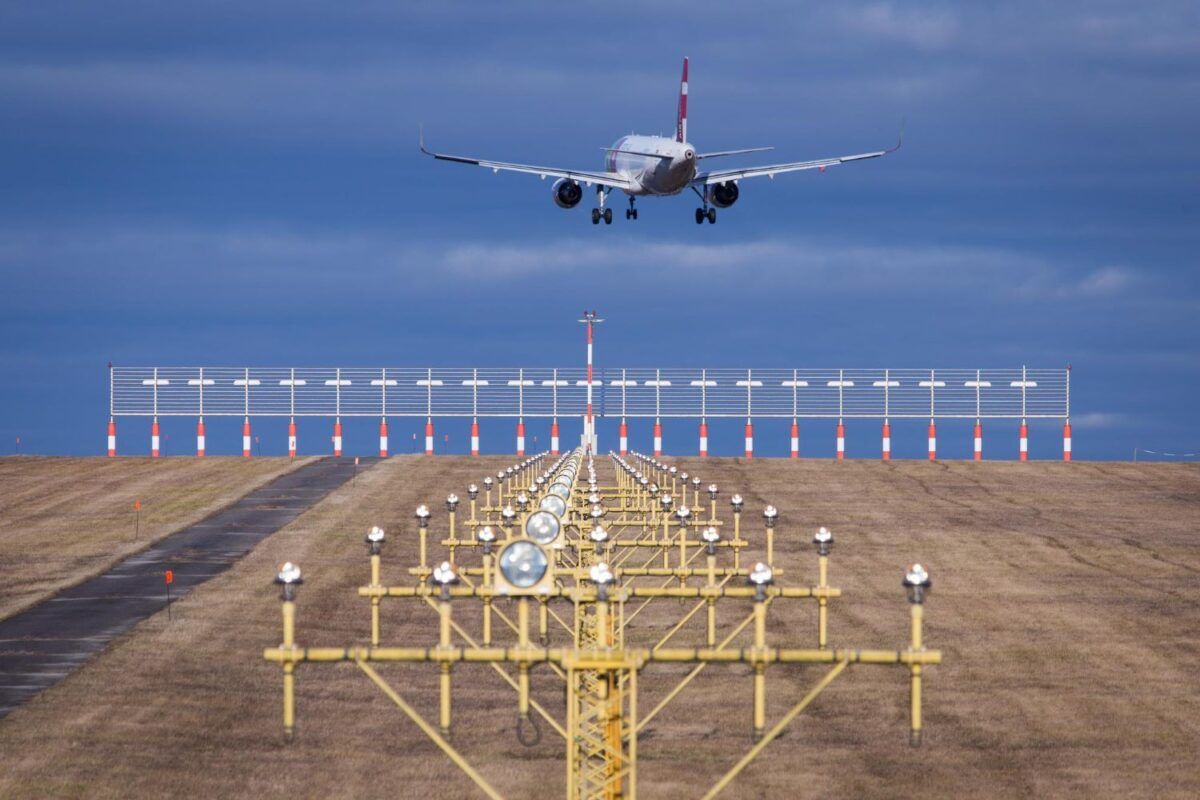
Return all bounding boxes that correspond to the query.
[0,456,311,621]
[0,456,1197,798]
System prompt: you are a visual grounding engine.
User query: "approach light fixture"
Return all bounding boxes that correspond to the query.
[904,564,931,604]
[366,525,386,555]
[275,561,303,600]
[748,561,774,601]
[525,510,562,546]
[497,540,550,593]
[813,526,833,556]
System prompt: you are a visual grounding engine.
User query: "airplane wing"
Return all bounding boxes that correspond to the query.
[420,128,636,191]
[695,130,902,186]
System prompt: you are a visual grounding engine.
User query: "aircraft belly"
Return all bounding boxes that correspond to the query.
[642,167,693,196]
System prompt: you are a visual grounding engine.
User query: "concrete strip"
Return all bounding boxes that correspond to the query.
[0,456,373,718]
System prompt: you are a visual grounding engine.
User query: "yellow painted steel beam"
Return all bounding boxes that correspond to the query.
[357,658,505,800]
[700,659,851,800]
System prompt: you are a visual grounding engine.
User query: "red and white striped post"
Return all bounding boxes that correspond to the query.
[379,418,389,457]
[516,419,526,456]
[288,418,297,458]
[107,418,117,457]
[836,420,845,460]
[332,418,343,457]
[151,418,161,458]
[744,419,754,459]
[619,419,628,456]
[698,419,709,458]
[973,420,983,461]
[790,419,799,459]
[242,417,252,457]
[550,419,560,455]
[470,418,480,456]
[196,417,206,458]
[1063,366,1072,462]
[579,311,603,452]
[927,420,937,461]
[881,419,891,461]
[1019,419,1029,462]
[425,418,435,456]
[653,419,663,457]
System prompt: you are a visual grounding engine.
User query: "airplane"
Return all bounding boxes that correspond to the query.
[419,57,901,225]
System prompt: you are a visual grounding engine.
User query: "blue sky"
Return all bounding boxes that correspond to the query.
[1,2,1197,459]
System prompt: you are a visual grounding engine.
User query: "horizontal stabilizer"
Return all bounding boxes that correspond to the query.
[600,147,674,160]
[696,147,774,160]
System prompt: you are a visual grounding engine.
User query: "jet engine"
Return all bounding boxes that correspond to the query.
[552,178,583,209]
[707,181,739,208]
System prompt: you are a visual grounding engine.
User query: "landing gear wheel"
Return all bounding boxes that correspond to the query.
[695,208,705,225]
[626,209,632,220]
[632,209,638,219]
[603,208,613,225]
[591,208,601,225]
[707,208,717,224]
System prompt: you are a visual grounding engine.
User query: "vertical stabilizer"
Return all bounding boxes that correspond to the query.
[676,57,689,143]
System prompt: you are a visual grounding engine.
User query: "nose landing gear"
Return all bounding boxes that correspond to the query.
[626,197,638,220]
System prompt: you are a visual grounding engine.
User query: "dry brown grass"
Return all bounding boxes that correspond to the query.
[0,456,1197,799]
[0,456,311,620]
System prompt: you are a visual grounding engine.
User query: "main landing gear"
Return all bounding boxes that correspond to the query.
[626,197,638,220]
[691,185,717,224]
[592,187,613,225]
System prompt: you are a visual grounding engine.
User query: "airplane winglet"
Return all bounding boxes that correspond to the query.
[885,117,906,154]
[418,124,433,157]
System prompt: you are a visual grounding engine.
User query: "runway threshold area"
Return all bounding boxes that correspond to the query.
[0,456,373,718]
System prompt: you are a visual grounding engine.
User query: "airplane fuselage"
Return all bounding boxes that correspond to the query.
[605,135,696,196]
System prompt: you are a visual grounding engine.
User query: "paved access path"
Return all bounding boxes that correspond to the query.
[0,456,372,718]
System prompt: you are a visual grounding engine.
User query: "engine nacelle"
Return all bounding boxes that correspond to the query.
[707,181,740,208]
[552,178,583,209]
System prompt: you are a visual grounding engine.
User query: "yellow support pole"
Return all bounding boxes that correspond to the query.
[753,601,766,741]
[518,598,530,719]
[817,554,828,650]
[282,599,295,737]
[370,553,382,646]
[911,602,924,746]
[440,598,453,735]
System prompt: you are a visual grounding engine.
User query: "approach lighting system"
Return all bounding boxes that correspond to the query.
[264,448,944,795]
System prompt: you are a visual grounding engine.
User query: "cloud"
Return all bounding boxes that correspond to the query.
[843,3,960,50]
[1072,412,1128,429]
[0,224,1159,311]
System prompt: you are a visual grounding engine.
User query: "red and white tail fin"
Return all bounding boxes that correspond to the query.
[676,57,689,143]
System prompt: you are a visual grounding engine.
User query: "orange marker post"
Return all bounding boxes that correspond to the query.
[164,569,174,619]
[133,499,142,539]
